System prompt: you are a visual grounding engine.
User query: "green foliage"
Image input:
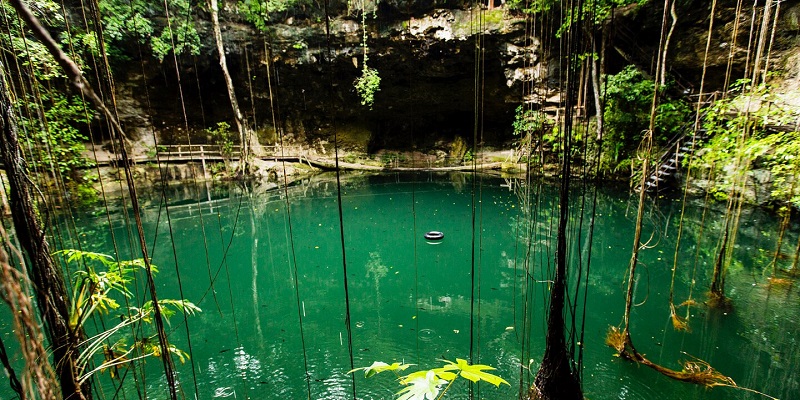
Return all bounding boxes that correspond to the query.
[68,179,100,208]
[239,0,308,32]
[655,98,692,141]
[602,65,690,172]
[351,358,509,400]
[58,249,152,330]
[506,0,554,13]
[206,121,235,158]
[763,132,800,207]
[58,250,200,384]
[463,150,474,163]
[512,106,547,136]
[351,0,381,108]
[99,0,154,41]
[1,0,66,80]
[99,0,200,61]
[691,82,800,207]
[509,0,648,36]
[1,0,97,191]
[146,145,167,158]
[15,90,97,182]
[354,66,381,109]
[150,20,201,61]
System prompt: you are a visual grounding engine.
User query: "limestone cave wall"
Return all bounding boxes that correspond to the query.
[103,0,800,154]
[109,0,546,153]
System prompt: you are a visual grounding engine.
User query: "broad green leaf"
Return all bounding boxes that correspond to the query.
[440,358,510,387]
[400,369,456,385]
[396,370,447,400]
[349,361,412,378]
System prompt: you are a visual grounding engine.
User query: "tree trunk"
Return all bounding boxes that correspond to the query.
[210,0,261,171]
[531,24,582,398]
[710,223,729,297]
[591,29,605,141]
[0,61,89,400]
[660,0,677,87]
[530,133,583,399]
[752,0,773,85]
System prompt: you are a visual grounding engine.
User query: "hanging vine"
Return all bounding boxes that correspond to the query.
[353,0,380,108]
[0,1,97,200]
[602,0,762,395]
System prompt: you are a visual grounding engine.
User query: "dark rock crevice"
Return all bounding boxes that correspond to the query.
[107,3,544,153]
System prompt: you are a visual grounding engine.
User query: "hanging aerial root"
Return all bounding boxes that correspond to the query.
[604,326,764,393]
[641,356,734,388]
[605,326,627,356]
[766,276,794,290]
[706,291,733,311]
[669,303,690,332]
[0,230,59,399]
[678,299,698,308]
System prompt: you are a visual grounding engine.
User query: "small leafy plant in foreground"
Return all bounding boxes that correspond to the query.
[57,250,201,383]
[350,358,509,400]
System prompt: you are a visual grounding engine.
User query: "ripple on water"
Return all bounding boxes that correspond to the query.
[585,360,666,400]
[212,386,235,398]
[418,328,439,342]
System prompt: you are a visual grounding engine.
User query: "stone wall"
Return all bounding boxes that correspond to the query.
[109,1,552,154]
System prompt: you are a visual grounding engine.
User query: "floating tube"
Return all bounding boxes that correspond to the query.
[424,231,444,240]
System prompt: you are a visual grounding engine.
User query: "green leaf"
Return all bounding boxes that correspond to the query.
[396,370,447,400]
[349,361,412,378]
[440,358,510,387]
[399,369,456,385]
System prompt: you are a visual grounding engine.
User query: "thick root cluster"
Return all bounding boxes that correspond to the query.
[605,326,735,388]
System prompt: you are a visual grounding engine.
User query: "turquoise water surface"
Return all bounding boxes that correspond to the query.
[1,172,798,399]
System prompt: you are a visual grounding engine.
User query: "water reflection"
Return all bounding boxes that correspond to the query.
[5,173,798,400]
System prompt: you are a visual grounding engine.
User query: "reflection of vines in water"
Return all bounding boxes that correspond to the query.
[607,0,737,394]
[768,206,793,276]
[790,215,800,275]
[606,327,730,385]
[606,326,778,399]
[365,252,387,331]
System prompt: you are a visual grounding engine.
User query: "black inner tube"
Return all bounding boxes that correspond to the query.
[424,231,444,240]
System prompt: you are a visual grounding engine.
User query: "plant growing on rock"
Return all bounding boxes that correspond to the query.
[239,0,308,32]
[691,80,800,208]
[602,65,690,173]
[99,0,201,61]
[207,121,236,173]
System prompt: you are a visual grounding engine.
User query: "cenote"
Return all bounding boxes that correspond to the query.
[4,172,797,399]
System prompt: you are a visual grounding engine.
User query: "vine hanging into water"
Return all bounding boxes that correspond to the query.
[353,0,380,109]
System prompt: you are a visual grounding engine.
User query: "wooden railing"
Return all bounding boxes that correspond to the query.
[154,144,279,159]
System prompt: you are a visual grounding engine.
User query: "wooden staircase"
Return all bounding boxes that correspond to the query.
[643,121,711,192]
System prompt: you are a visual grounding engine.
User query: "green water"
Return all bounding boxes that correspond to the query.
[2,172,799,399]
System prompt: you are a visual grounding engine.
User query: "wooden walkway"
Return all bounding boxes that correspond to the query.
[94,144,504,172]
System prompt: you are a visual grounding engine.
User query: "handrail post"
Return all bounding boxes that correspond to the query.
[200,145,208,179]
